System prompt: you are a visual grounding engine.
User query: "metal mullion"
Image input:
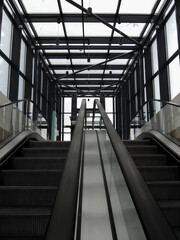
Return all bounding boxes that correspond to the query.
[101,0,122,88]
[57,0,76,84]
[65,0,141,46]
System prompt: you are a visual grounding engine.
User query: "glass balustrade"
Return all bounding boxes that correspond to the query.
[0,99,47,146]
[130,100,180,145]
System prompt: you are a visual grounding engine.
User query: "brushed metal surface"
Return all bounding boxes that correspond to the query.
[81,130,113,240]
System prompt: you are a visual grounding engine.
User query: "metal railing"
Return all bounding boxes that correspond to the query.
[93,99,176,240]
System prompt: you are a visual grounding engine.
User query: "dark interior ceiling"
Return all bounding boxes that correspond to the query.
[7,0,171,96]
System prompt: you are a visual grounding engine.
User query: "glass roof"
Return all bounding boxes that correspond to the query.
[15,0,165,95]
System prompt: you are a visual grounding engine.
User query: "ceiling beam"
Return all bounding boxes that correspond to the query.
[59,80,119,84]
[50,64,125,70]
[45,52,133,59]
[37,45,136,50]
[36,36,141,45]
[26,13,156,23]
[56,73,122,78]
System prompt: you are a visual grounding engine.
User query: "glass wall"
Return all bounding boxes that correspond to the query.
[0,10,12,58]
[63,97,72,141]
[165,10,180,100]
[0,56,10,96]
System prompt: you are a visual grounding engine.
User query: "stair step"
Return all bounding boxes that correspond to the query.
[126,145,161,154]
[123,140,152,146]
[0,186,58,207]
[138,166,180,181]
[0,207,50,237]
[158,201,180,227]
[19,148,68,157]
[147,181,180,200]
[26,140,70,148]
[0,170,62,186]
[131,154,169,166]
[4,157,66,170]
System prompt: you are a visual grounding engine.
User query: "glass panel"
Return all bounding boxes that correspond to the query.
[107,59,128,65]
[77,97,100,108]
[151,38,159,74]
[105,97,113,112]
[0,10,12,58]
[19,40,27,74]
[120,0,157,14]
[84,23,111,37]
[169,56,180,100]
[64,114,71,126]
[64,133,71,141]
[33,23,64,37]
[165,11,178,59]
[22,0,59,13]
[153,75,160,100]
[0,57,9,97]
[64,97,72,112]
[114,23,145,37]
[18,76,25,101]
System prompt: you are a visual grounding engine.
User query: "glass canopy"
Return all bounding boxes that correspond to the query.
[16,0,166,95]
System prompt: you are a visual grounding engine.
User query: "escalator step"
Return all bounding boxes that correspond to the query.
[4,157,66,170]
[131,154,169,166]
[147,181,180,200]
[0,207,50,237]
[123,140,152,145]
[19,148,68,157]
[0,170,62,186]
[0,186,58,207]
[26,140,70,148]
[158,201,180,227]
[138,166,180,181]
[126,145,161,154]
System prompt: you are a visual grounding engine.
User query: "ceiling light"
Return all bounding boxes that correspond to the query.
[87,56,90,62]
[87,7,92,16]
[56,37,60,46]
[119,37,123,46]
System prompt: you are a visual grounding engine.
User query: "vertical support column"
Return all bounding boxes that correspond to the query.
[9,22,21,101]
[33,50,40,122]
[71,93,77,138]
[100,93,105,109]
[0,0,3,42]
[175,0,180,51]
[138,50,144,107]
[157,20,169,101]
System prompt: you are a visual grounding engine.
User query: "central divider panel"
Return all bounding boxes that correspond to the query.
[81,130,113,240]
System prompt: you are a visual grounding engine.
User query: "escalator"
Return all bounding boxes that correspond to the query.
[124,138,180,239]
[0,98,180,240]
[0,139,70,239]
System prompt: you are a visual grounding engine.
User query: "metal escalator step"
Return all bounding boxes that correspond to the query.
[0,170,62,186]
[123,140,152,145]
[6,157,66,170]
[26,140,70,148]
[158,201,180,227]
[19,148,68,157]
[138,166,180,181]
[0,186,58,207]
[147,181,180,200]
[126,145,161,154]
[0,207,50,237]
[131,154,169,166]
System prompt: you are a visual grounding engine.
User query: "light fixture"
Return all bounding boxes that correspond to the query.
[119,37,123,46]
[87,56,91,62]
[109,70,112,74]
[87,7,92,16]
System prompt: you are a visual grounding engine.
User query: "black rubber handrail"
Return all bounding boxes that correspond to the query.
[45,99,86,240]
[94,99,176,240]
[130,98,180,124]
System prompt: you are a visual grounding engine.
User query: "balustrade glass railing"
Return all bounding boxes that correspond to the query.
[0,99,48,146]
[130,99,180,144]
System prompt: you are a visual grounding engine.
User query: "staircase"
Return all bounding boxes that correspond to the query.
[0,140,70,239]
[123,139,180,240]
